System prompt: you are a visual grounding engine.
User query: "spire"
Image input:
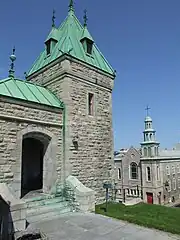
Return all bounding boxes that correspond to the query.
[8,46,16,78]
[140,108,160,157]
[68,0,74,12]
[52,9,56,28]
[83,9,88,27]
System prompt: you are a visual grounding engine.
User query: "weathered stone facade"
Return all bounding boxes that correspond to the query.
[0,97,63,198]
[27,57,115,199]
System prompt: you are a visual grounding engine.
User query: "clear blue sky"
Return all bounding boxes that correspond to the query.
[0,0,180,150]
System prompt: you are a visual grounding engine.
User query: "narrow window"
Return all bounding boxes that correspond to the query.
[130,189,133,195]
[172,165,175,175]
[46,41,51,55]
[147,166,151,181]
[178,177,180,188]
[87,40,93,55]
[118,168,121,180]
[173,178,176,190]
[168,179,171,192]
[177,164,180,173]
[148,147,151,157]
[88,93,94,115]
[166,165,170,175]
[150,133,152,140]
[130,162,138,179]
[157,165,160,181]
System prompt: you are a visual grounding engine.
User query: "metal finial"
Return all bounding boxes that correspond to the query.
[9,46,16,78]
[69,0,74,12]
[83,9,88,27]
[52,9,56,27]
[145,105,150,116]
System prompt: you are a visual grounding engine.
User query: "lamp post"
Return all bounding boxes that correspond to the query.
[103,183,112,212]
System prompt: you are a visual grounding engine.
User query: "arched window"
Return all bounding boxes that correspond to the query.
[166,165,170,175]
[150,133,152,140]
[148,147,151,157]
[118,168,121,180]
[144,147,147,156]
[173,178,176,190]
[147,166,151,181]
[157,165,160,181]
[130,162,138,179]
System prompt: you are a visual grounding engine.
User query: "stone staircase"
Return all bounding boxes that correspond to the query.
[23,191,73,224]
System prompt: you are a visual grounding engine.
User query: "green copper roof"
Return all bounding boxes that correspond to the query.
[0,77,64,109]
[81,26,94,42]
[27,9,115,76]
[45,27,59,42]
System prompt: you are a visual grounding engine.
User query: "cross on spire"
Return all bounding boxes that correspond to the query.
[145,105,150,116]
[83,9,88,27]
[52,9,56,28]
[68,0,74,12]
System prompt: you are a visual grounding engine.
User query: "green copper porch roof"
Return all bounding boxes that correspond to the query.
[0,77,64,108]
[27,9,115,76]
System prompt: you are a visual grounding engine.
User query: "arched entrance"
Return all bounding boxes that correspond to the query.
[21,133,50,198]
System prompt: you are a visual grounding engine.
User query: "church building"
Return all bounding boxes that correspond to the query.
[114,111,180,205]
[0,1,115,233]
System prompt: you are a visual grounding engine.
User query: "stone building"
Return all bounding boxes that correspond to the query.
[114,114,180,205]
[0,1,115,233]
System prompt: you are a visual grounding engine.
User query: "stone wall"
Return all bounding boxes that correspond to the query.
[114,148,141,200]
[141,160,164,204]
[27,57,115,200]
[0,98,63,198]
[161,160,180,203]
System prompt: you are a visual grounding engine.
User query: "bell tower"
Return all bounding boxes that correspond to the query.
[140,106,160,157]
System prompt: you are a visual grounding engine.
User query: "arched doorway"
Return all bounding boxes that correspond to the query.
[21,133,50,198]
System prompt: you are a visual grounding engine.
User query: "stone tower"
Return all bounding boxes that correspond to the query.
[140,108,160,158]
[26,2,116,199]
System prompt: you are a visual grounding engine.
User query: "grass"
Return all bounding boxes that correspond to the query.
[95,202,180,235]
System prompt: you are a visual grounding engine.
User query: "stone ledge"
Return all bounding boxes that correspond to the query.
[66,175,95,212]
[0,183,27,232]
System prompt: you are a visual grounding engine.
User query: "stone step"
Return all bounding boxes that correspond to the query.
[27,201,70,217]
[25,196,65,208]
[27,206,72,224]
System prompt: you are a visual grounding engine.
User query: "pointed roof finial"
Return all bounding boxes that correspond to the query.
[8,46,16,78]
[145,105,151,116]
[68,0,74,12]
[83,9,88,27]
[52,9,56,28]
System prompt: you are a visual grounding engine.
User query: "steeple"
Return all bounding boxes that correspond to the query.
[140,107,160,158]
[68,0,74,13]
[8,46,16,78]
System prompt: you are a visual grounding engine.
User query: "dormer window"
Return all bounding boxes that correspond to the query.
[81,38,93,55]
[86,40,93,55]
[46,41,51,55]
[45,38,58,56]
